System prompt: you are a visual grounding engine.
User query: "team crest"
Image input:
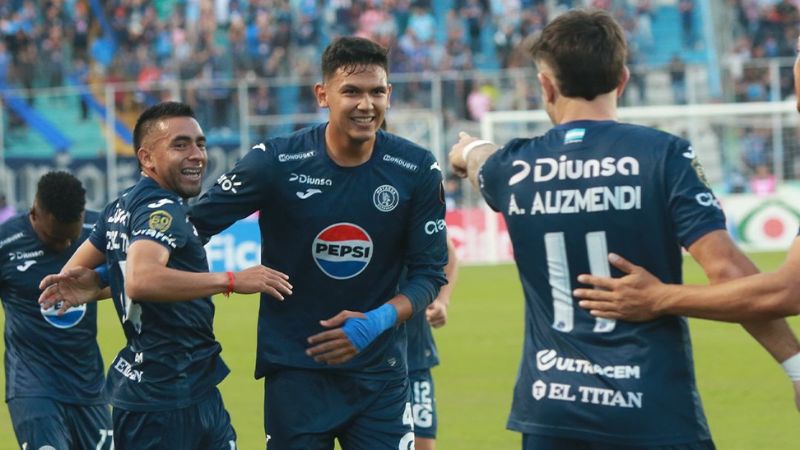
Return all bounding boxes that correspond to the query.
[312,223,373,279]
[373,185,399,212]
[148,210,172,231]
[40,303,86,329]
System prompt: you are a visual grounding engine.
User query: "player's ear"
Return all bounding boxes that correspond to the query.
[616,66,631,98]
[137,147,154,172]
[538,72,556,105]
[314,83,328,108]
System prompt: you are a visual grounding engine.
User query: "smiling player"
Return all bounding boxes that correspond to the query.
[189,37,448,449]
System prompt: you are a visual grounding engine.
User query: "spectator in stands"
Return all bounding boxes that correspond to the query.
[0,193,14,224]
[750,164,777,195]
[669,53,687,104]
[679,0,695,48]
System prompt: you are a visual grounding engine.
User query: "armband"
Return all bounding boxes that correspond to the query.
[95,264,109,289]
[341,304,398,351]
[461,139,492,163]
[781,353,800,381]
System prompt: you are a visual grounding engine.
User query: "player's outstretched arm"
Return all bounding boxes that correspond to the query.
[427,237,458,328]
[448,132,499,189]
[576,233,800,321]
[39,240,107,314]
[124,240,291,302]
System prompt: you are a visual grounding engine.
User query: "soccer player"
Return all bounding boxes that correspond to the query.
[188,36,448,449]
[38,102,292,450]
[408,237,458,450]
[0,171,112,449]
[448,9,800,449]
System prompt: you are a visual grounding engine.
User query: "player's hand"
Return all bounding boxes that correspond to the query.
[448,131,478,178]
[38,267,101,315]
[426,298,449,328]
[572,253,666,322]
[306,310,365,365]
[232,265,292,300]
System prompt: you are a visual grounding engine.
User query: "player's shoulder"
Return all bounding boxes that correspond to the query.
[254,124,324,163]
[615,122,689,150]
[129,178,183,209]
[0,214,28,250]
[378,130,439,173]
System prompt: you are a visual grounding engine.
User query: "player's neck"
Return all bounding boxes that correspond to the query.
[552,93,618,125]
[324,126,375,167]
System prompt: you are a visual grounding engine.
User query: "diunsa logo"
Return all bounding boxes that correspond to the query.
[312,223,373,279]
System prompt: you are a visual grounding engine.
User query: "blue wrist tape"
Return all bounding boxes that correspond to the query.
[342,304,398,352]
[95,264,110,289]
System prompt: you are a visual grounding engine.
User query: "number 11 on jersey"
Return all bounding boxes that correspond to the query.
[545,231,616,334]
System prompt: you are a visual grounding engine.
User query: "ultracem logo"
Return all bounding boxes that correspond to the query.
[312,223,373,279]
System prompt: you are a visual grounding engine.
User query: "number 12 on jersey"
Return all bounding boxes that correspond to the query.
[545,231,616,334]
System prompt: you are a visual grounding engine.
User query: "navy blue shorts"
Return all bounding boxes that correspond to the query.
[8,397,112,450]
[522,434,716,450]
[264,369,414,450]
[409,369,437,439]
[112,387,236,450]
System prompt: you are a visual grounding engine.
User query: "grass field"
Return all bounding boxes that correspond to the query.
[1,252,799,449]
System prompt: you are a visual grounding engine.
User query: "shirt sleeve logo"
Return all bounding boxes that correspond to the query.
[148,210,173,232]
[373,185,399,212]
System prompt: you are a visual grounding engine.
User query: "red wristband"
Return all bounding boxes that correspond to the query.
[224,271,235,297]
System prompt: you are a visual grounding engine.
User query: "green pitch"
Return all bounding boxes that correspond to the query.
[1,252,798,449]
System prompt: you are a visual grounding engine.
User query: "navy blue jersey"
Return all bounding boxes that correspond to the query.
[89,177,229,412]
[406,310,439,371]
[0,211,105,404]
[480,121,725,445]
[190,124,448,379]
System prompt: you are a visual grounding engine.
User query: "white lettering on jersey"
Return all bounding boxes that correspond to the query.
[518,186,641,215]
[0,232,24,250]
[383,154,419,172]
[424,219,446,235]
[289,173,333,186]
[9,249,44,261]
[682,146,696,159]
[695,192,721,209]
[515,155,640,183]
[107,208,131,225]
[531,380,643,409]
[536,349,641,379]
[278,150,315,162]
[113,356,143,383]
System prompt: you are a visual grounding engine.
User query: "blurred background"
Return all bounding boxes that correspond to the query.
[1,0,799,263]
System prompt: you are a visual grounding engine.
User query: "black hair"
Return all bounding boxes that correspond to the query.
[36,171,85,223]
[321,36,389,81]
[133,101,196,151]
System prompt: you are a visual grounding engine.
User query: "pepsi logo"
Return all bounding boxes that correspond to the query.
[312,223,373,279]
[40,303,87,329]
